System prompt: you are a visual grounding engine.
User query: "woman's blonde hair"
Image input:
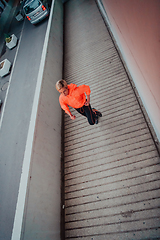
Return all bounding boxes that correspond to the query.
[56,79,68,91]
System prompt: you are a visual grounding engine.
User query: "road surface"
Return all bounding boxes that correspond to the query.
[0,16,48,240]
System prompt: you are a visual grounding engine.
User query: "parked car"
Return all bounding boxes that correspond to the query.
[23,0,50,25]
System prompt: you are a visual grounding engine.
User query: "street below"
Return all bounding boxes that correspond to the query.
[0,15,48,240]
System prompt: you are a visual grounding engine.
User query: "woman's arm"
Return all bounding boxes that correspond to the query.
[66,110,76,120]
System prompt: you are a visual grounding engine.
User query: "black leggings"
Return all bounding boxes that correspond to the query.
[75,104,96,125]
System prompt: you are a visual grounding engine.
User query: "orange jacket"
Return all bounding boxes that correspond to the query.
[59,83,91,113]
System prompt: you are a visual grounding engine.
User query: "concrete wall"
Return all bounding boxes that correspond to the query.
[21,1,63,239]
[11,0,63,239]
[100,0,160,142]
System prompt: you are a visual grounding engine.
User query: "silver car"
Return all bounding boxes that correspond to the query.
[23,0,49,25]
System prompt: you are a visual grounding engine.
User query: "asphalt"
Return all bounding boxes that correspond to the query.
[0,0,23,57]
[0,6,49,238]
[0,0,24,113]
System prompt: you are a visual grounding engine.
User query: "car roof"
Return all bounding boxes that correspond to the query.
[24,0,38,7]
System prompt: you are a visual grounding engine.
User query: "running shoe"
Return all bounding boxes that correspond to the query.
[92,108,102,117]
[95,115,98,124]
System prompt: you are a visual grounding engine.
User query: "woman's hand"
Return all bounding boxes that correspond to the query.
[70,114,76,120]
[84,94,90,106]
[66,110,76,120]
[84,100,89,106]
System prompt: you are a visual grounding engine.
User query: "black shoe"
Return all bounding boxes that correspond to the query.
[92,108,102,117]
[95,115,98,124]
